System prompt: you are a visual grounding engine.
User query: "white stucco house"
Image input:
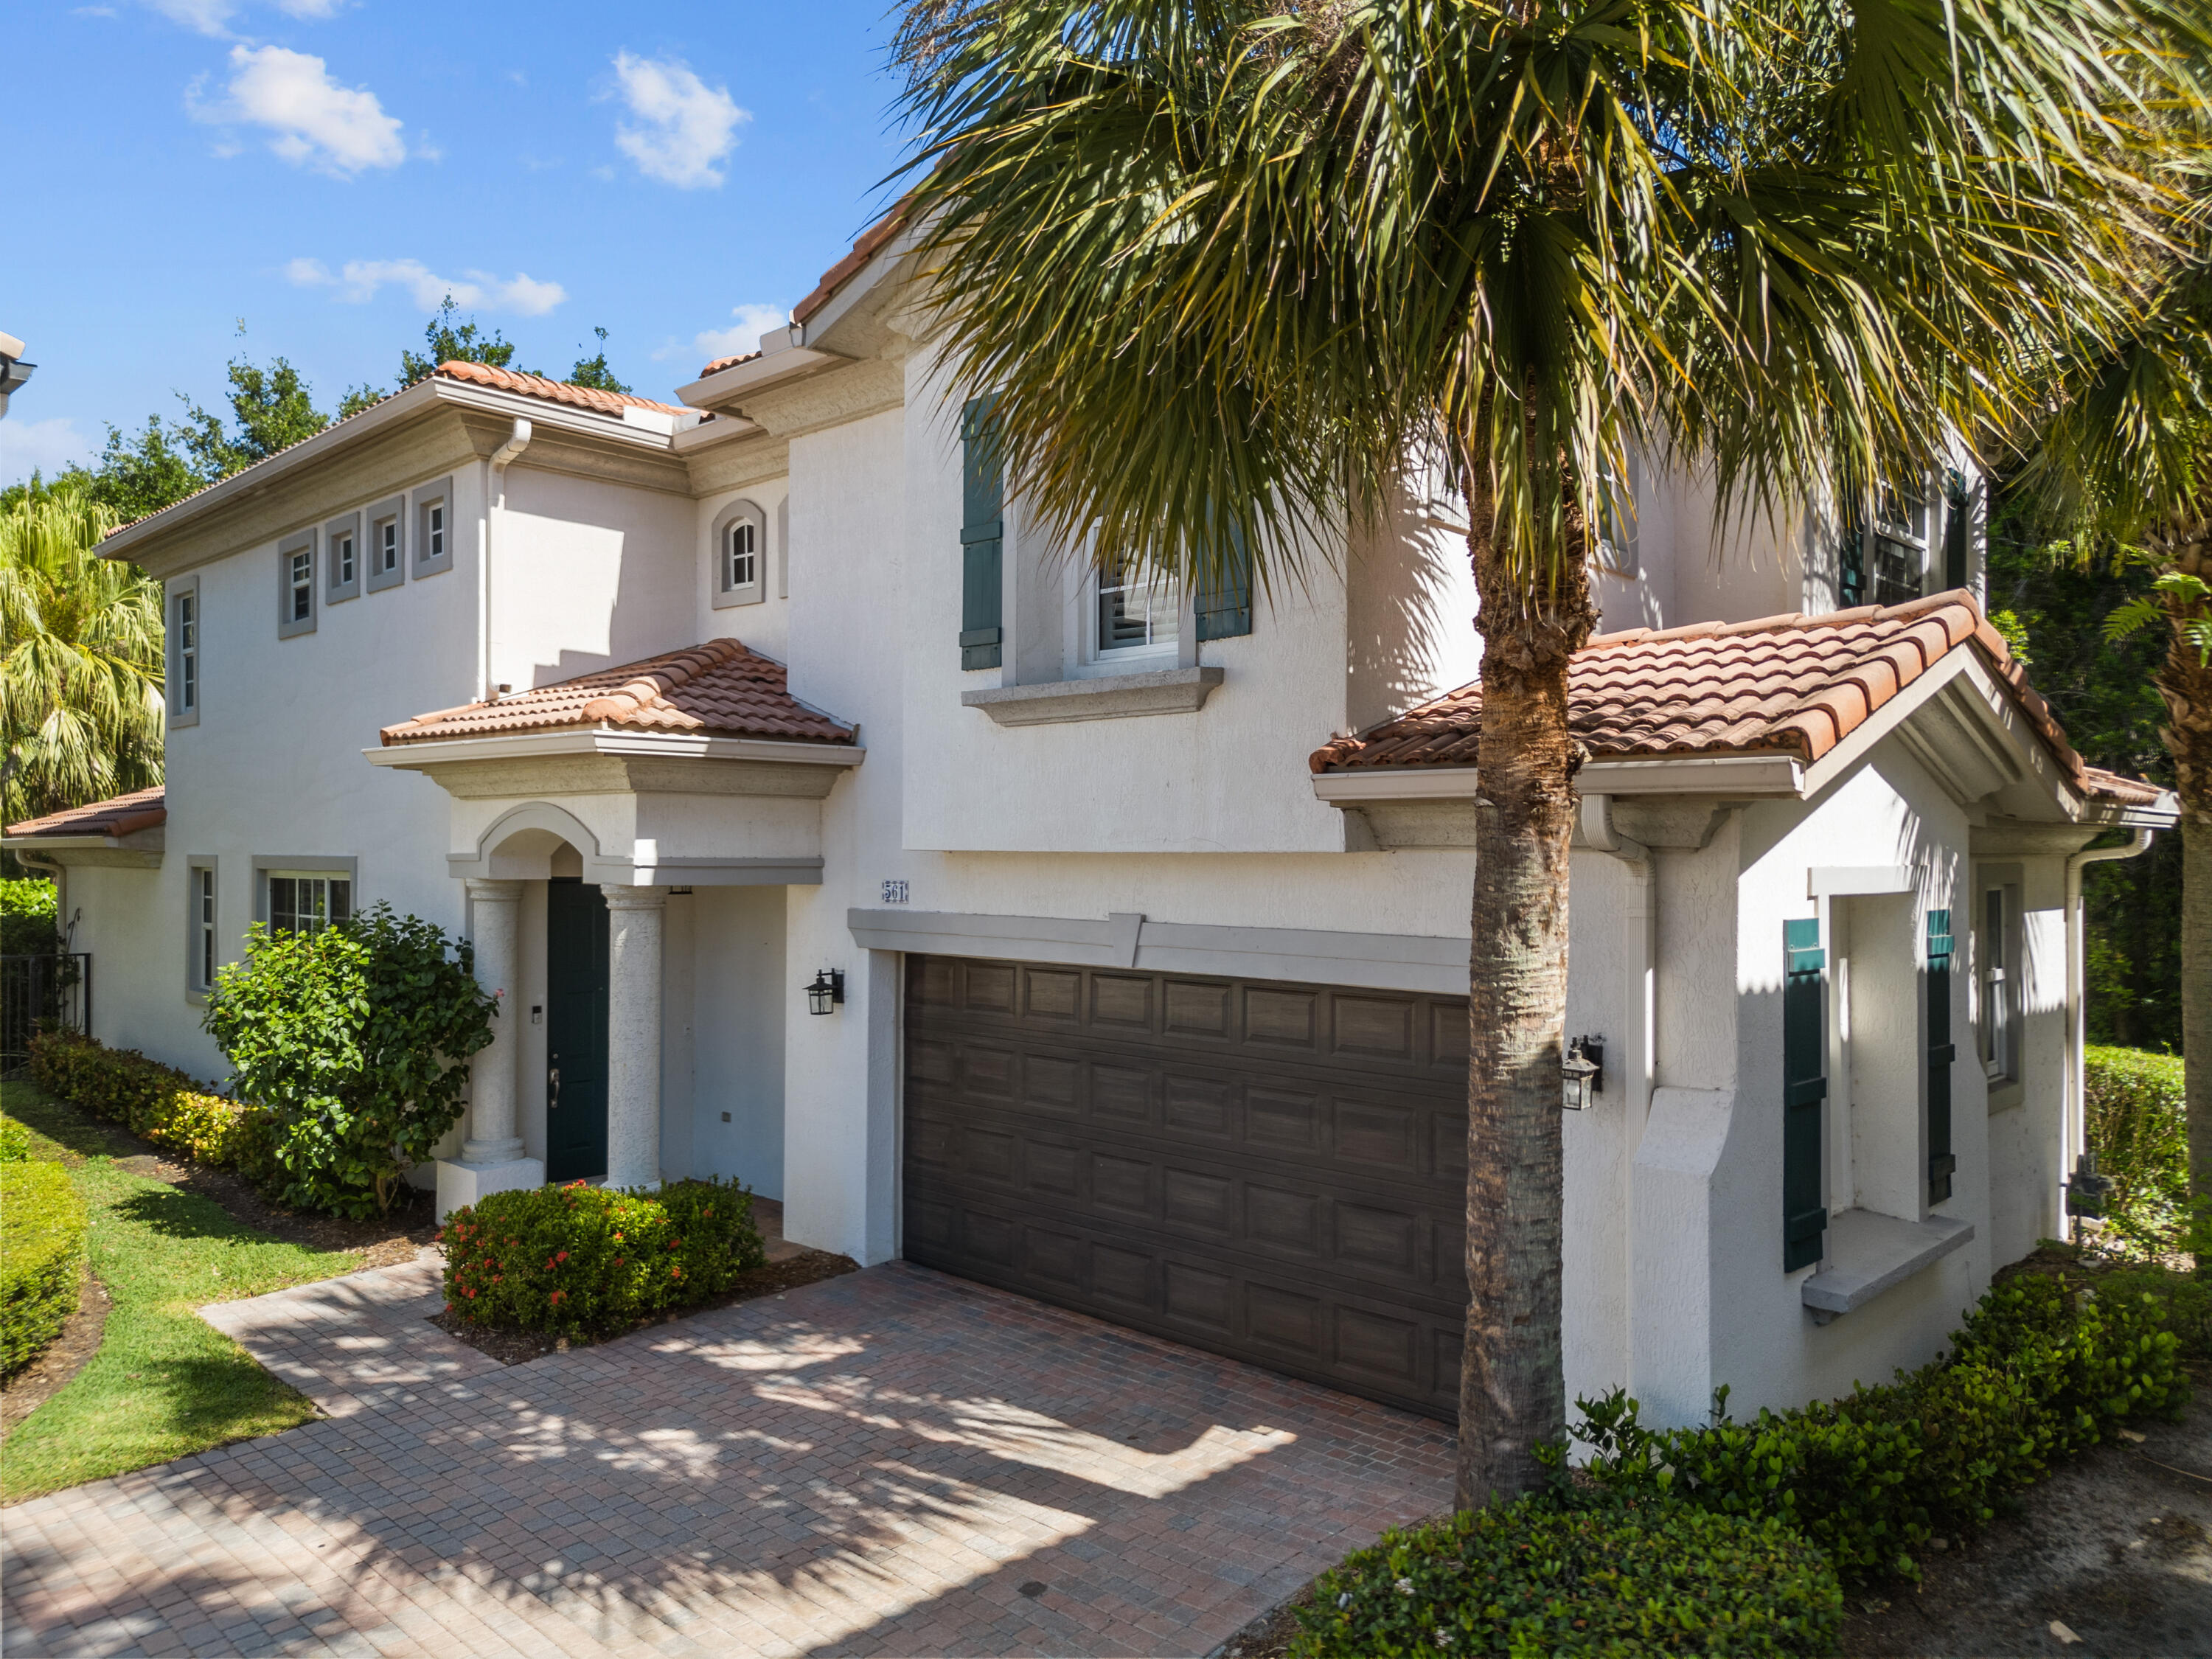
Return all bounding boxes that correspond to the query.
[7,221,2176,1433]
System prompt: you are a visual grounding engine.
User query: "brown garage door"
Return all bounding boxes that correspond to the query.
[902,955,1470,1421]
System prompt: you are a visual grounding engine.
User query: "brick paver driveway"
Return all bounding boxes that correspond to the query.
[2,1260,1453,1658]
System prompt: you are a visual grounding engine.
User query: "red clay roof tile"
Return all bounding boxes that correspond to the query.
[5,786,167,841]
[428,360,693,417]
[1309,591,2161,808]
[380,639,856,748]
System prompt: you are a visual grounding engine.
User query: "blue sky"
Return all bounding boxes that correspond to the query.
[1,0,914,488]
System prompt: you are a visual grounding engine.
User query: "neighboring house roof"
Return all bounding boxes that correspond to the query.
[4,786,167,841]
[380,639,858,748]
[1310,591,2163,809]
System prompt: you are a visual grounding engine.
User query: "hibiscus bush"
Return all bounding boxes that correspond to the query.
[439,1178,765,1339]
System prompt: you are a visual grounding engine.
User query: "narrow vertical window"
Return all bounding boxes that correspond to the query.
[197,868,216,990]
[1782,919,1829,1271]
[727,518,757,589]
[428,502,445,561]
[380,518,398,573]
[1927,908,1956,1204]
[336,532,355,585]
[289,549,313,623]
[175,591,198,712]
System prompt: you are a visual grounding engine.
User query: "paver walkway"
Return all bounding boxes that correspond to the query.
[2,1259,1454,1658]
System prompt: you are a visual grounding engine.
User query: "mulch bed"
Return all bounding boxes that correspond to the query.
[0,1265,111,1447]
[425,1249,861,1365]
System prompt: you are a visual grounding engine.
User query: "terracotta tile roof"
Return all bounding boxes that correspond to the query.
[428,360,693,417]
[696,347,764,379]
[381,639,857,748]
[791,198,917,327]
[5,786,167,841]
[1310,591,2161,808]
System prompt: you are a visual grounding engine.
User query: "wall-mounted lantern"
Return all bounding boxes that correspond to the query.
[805,967,846,1016]
[1562,1034,1604,1112]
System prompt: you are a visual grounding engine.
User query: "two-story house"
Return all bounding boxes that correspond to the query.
[8,218,2175,1433]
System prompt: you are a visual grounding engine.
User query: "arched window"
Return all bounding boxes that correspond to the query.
[712,498,768,609]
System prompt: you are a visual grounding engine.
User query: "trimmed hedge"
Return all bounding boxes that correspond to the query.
[2084,1045,2188,1252]
[1573,1272,2185,1582]
[0,1114,30,1163]
[27,1031,276,1186]
[0,875,59,956]
[442,1178,766,1339]
[1,1160,86,1374]
[1292,1496,1843,1658]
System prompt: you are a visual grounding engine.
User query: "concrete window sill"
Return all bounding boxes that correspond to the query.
[1802,1208,1975,1323]
[961,666,1225,727]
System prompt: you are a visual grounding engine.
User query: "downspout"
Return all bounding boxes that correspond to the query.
[1581,794,1657,1369]
[2063,827,2154,1229]
[481,418,532,700]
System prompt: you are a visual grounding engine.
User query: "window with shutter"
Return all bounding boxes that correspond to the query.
[1783,918,1829,1271]
[1927,908,1956,1203]
[1195,515,1253,641]
[959,394,1004,669]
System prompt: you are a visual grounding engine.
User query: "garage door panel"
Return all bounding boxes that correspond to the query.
[905,956,1470,1421]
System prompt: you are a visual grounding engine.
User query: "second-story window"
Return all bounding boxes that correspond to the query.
[289,549,313,623]
[712,499,768,608]
[427,503,445,563]
[175,591,198,713]
[335,530,355,586]
[727,518,757,590]
[378,518,398,574]
[1870,489,1928,606]
[1096,552,1179,655]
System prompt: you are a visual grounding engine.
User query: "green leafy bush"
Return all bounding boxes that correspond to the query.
[1,1160,87,1374]
[441,1178,765,1339]
[1290,1495,1843,1658]
[204,903,495,1217]
[0,1114,30,1162]
[2084,1046,2188,1253]
[1572,1273,2185,1582]
[0,875,59,956]
[27,1030,276,1186]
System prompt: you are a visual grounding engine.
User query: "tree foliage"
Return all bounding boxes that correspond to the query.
[565,326,632,394]
[203,904,495,1217]
[397,294,530,387]
[0,483,164,827]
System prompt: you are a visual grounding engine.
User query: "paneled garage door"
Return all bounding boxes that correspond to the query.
[902,955,1470,1421]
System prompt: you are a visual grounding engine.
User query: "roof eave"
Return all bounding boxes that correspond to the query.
[366,727,864,769]
[675,346,854,412]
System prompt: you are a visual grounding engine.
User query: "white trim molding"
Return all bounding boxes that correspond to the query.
[961,666,1225,727]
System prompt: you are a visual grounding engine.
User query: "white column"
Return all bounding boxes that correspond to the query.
[604,885,665,1191]
[436,877,543,1219]
[462,877,524,1162]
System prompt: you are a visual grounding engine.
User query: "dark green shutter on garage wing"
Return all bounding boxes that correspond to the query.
[1195,514,1253,641]
[1927,908,1957,1204]
[960,395,1004,670]
[1783,919,1829,1272]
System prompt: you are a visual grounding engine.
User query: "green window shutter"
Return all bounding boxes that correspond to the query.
[1838,505,1866,609]
[1942,470,1969,591]
[1927,908,1956,1204]
[1195,515,1253,641]
[959,394,1004,670]
[1783,918,1829,1272]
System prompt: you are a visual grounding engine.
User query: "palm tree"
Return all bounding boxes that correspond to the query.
[1,484,165,828]
[893,0,2158,1506]
[2017,187,2212,1244]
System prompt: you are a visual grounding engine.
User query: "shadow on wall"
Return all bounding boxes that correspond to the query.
[1346,477,1478,732]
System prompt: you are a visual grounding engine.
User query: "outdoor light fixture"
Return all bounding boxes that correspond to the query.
[1561,1035,1604,1112]
[2065,1150,2114,1220]
[805,967,846,1016]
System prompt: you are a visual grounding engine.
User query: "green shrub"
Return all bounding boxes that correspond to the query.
[204,904,494,1217]
[2084,1046,2188,1253]
[1571,1273,2185,1582]
[0,1114,29,1162]
[27,1030,277,1186]
[441,1178,765,1339]
[1,1160,86,1374]
[0,875,58,956]
[1290,1495,1843,1658]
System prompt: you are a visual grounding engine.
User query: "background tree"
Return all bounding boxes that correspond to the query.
[895,0,2149,1506]
[566,326,633,394]
[396,294,532,386]
[0,482,163,827]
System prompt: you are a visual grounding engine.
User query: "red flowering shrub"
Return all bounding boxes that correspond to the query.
[439,1177,764,1338]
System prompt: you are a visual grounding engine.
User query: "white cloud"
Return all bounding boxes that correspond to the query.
[654,302,787,365]
[288,257,567,316]
[0,417,95,487]
[608,52,748,189]
[191,44,405,175]
[147,0,237,33]
[275,0,344,15]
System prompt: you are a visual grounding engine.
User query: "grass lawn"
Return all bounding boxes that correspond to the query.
[1,1083,357,1503]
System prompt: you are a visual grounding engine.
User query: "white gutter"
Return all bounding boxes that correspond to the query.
[481,418,532,700]
[1581,795,1658,1353]
[2062,828,2156,1230]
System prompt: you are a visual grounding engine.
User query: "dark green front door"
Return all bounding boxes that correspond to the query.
[545,877,609,1183]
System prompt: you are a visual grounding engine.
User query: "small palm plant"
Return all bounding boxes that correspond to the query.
[0,484,165,828]
[893,0,2170,1505]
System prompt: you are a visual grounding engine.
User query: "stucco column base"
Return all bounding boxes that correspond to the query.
[436,1155,545,1221]
[603,885,665,1192]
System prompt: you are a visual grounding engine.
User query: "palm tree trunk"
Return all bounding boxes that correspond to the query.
[2155,526,2212,1265]
[1457,502,1595,1510]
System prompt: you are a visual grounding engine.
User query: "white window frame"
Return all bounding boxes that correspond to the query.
[169,577,200,728]
[711,498,768,609]
[1977,872,2023,1093]
[186,858,218,998]
[366,494,406,592]
[1866,481,1932,607]
[1595,451,1641,577]
[326,509,361,603]
[278,529,317,639]
[254,855,359,939]
[1085,550,1183,667]
[412,476,454,577]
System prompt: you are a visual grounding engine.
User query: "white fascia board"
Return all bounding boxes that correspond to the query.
[99,378,676,562]
[1312,754,1805,804]
[365,728,864,769]
[1310,768,1485,804]
[674,347,854,411]
[672,414,768,453]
